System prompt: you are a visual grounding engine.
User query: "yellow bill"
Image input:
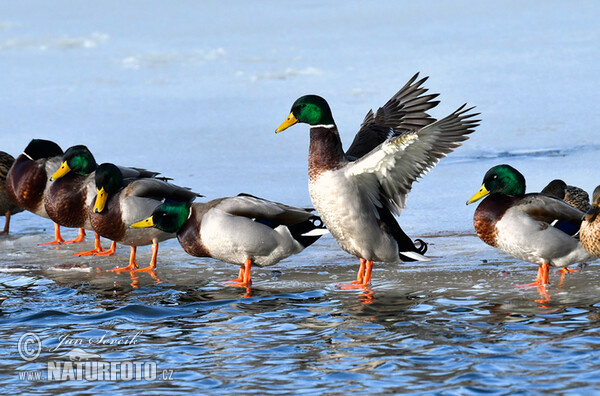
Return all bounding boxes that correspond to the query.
[93,187,108,213]
[466,184,491,205]
[50,161,71,181]
[131,216,154,229]
[275,112,298,133]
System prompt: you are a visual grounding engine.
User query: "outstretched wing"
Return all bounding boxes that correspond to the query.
[345,73,440,160]
[345,105,480,214]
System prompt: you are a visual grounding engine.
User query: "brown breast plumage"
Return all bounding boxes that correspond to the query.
[177,204,211,257]
[44,175,89,228]
[89,194,126,242]
[473,194,515,248]
[5,156,47,213]
[308,126,346,182]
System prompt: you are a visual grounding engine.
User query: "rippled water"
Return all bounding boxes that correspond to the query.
[2,225,600,394]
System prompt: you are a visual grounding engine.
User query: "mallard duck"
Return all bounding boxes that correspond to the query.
[91,163,199,272]
[467,164,595,285]
[275,73,479,286]
[580,186,600,257]
[45,144,106,251]
[5,139,67,243]
[131,193,328,287]
[541,179,590,212]
[0,151,24,234]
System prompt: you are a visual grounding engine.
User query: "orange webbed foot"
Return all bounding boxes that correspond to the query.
[131,243,158,274]
[556,267,578,274]
[95,241,117,257]
[224,260,252,289]
[39,237,65,246]
[108,262,137,272]
[337,259,372,289]
[63,228,86,244]
[39,223,65,245]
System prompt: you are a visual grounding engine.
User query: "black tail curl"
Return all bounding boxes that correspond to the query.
[414,238,428,255]
[288,215,327,248]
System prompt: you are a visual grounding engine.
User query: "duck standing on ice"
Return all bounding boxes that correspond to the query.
[276,74,479,286]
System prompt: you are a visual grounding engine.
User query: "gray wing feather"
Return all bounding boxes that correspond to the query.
[118,166,163,180]
[347,105,480,215]
[123,178,200,203]
[345,73,440,160]
[520,194,586,224]
[215,194,314,225]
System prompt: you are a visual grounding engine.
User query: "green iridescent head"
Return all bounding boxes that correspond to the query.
[131,201,191,233]
[50,145,97,181]
[467,164,526,204]
[93,163,124,213]
[275,95,335,132]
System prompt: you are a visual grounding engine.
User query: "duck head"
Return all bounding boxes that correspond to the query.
[50,145,97,181]
[130,201,191,233]
[93,163,124,213]
[585,185,600,222]
[467,164,526,205]
[23,139,63,160]
[275,95,335,133]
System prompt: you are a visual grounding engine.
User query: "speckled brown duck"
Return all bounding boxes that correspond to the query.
[131,193,328,287]
[580,186,600,257]
[275,73,479,287]
[0,151,24,234]
[467,164,595,286]
[5,139,67,243]
[541,179,590,212]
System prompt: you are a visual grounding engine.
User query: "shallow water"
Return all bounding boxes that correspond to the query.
[2,220,600,394]
[2,1,600,394]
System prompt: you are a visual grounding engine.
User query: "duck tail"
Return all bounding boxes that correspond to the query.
[288,216,329,248]
[400,239,430,262]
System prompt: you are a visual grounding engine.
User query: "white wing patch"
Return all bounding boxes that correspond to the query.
[345,133,418,178]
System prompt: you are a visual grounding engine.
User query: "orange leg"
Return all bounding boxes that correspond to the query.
[0,211,10,235]
[95,241,117,257]
[63,228,86,244]
[516,263,551,287]
[557,267,578,274]
[132,242,159,273]
[350,258,367,284]
[363,260,373,285]
[73,232,106,256]
[108,246,138,272]
[225,259,252,288]
[39,223,65,245]
[539,263,550,285]
[557,267,578,288]
[340,258,373,289]
[228,266,245,283]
